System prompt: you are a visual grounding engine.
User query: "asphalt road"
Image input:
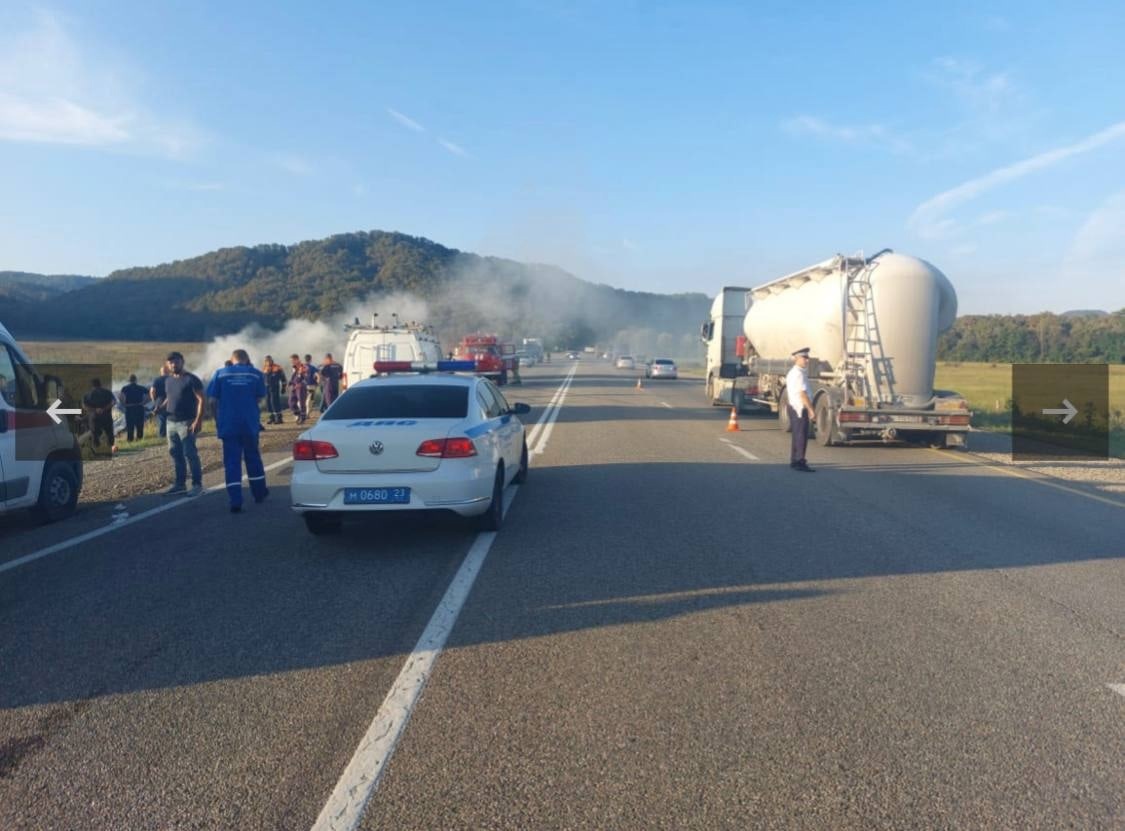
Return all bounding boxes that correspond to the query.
[1,360,1122,830]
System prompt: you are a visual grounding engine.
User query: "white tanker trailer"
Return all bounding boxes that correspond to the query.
[702,250,971,447]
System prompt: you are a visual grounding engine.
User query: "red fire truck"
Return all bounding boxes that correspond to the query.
[453,334,516,385]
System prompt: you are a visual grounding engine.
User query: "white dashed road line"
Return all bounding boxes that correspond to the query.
[1109,684,1125,699]
[719,437,759,461]
[660,402,673,409]
[0,456,294,576]
[311,367,578,831]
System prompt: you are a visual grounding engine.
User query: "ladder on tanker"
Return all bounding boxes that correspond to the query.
[842,257,895,405]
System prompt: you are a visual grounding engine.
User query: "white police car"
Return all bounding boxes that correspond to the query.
[290,361,530,535]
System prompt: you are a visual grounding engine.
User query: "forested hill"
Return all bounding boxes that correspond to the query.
[0,271,98,304]
[4,231,710,347]
[937,311,1125,363]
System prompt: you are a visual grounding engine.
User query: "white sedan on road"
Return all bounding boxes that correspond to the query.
[290,367,530,535]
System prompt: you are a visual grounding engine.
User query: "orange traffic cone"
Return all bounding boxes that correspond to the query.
[636,377,643,390]
[726,406,740,432]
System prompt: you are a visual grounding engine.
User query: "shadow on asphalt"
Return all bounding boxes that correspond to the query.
[2,443,1121,711]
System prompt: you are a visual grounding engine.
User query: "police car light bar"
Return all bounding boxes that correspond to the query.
[373,360,477,373]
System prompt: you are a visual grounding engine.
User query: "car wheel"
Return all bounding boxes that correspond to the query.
[32,461,79,524]
[304,512,342,535]
[513,442,529,484]
[477,466,504,531]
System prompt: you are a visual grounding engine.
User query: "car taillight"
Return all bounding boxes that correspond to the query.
[416,437,478,458]
[293,440,338,461]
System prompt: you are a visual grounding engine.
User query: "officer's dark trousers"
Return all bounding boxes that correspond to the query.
[222,433,267,508]
[125,406,145,441]
[788,404,809,465]
[90,414,114,448]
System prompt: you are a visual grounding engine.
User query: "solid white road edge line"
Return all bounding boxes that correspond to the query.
[1109,684,1125,699]
[0,456,294,576]
[660,402,673,409]
[311,485,519,831]
[719,438,759,461]
[531,367,577,457]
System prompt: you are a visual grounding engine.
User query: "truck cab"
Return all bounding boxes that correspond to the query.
[0,322,83,522]
[454,334,510,385]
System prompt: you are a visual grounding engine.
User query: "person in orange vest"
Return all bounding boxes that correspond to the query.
[262,356,287,424]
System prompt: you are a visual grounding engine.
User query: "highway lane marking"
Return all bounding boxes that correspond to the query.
[660,402,673,409]
[312,485,518,831]
[528,364,578,457]
[0,456,294,576]
[1109,684,1125,699]
[525,363,577,451]
[932,448,1125,510]
[719,437,759,461]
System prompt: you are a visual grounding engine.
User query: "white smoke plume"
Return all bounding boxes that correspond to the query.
[187,291,432,379]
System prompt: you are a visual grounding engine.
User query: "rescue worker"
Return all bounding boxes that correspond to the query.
[262,355,287,424]
[162,352,205,496]
[303,354,319,417]
[786,347,816,472]
[318,353,343,410]
[207,349,268,513]
[119,374,150,441]
[288,354,308,423]
[83,378,116,450]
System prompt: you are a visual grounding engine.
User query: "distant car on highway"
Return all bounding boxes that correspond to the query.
[567,352,580,360]
[615,356,636,370]
[645,358,678,379]
[290,364,530,535]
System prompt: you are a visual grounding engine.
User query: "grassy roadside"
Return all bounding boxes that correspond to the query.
[935,362,1125,457]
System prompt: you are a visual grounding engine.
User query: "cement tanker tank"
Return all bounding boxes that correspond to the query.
[743,251,957,408]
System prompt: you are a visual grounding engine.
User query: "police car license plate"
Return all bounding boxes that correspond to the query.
[344,487,411,505]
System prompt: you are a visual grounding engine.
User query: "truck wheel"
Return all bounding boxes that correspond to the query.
[778,394,791,433]
[815,396,839,447]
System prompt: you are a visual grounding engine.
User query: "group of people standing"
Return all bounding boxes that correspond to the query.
[261,353,343,425]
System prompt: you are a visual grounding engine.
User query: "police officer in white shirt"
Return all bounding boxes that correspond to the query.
[785,347,816,472]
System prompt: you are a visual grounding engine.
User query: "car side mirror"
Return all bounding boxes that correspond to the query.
[511,403,531,415]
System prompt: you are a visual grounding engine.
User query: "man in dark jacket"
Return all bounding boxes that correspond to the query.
[83,378,116,450]
[119,374,150,441]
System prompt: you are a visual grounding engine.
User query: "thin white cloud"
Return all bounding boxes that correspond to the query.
[928,57,1018,116]
[977,210,1009,226]
[270,152,314,176]
[437,138,469,157]
[781,115,912,154]
[909,121,1125,238]
[387,107,426,132]
[0,9,202,156]
[1063,191,1125,285]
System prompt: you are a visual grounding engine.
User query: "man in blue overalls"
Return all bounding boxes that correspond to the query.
[206,349,268,513]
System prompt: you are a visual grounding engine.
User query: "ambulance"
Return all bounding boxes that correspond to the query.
[0,322,83,522]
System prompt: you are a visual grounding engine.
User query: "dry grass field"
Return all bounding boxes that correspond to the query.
[19,340,208,386]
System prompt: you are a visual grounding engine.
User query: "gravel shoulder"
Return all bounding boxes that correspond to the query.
[79,417,310,505]
[967,429,1125,497]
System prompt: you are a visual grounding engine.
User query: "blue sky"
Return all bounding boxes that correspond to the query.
[1,1,1123,314]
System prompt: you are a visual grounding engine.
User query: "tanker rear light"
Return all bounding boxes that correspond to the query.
[839,412,866,423]
[941,414,971,426]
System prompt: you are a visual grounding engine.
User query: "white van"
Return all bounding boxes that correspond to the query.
[0,322,83,522]
[342,320,444,388]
